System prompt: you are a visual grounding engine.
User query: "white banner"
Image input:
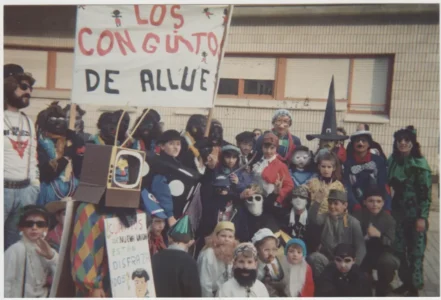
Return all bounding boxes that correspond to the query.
[72,5,229,108]
[104,213,155,298]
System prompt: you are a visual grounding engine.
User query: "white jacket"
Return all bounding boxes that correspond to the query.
[4,238,58,298]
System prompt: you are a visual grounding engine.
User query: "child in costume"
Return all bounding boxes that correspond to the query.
[217,242,269,297]
[281,238,314,297]
[388,126,432,296]
[4,205,58,298]
[352,186,399,296]
[215,145,252,195]
[289,145,317,187]
[315,243,372,297]
[151,215,202,297]
[235,131,256,170]
[308,189,366,267]
[252,132,294,209]
[45,197,70,252]
[281,185,310,240]
[307,150,345,215]
[142,189,167,257]
[252,228,285,297]
[197,221,239,297]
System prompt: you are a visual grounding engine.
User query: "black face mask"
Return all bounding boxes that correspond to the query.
[7,92,31,109]
[234,268,257,287]
[46,116,68,135]
[209,126,223,145]
[136,121,160,142]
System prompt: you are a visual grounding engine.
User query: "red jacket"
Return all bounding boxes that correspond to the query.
[261,158,294,206]
[300,263,315,297]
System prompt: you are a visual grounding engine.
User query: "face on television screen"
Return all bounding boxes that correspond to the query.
[111,150,143,189]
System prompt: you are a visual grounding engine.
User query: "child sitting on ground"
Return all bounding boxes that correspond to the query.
[282,238,314,297]
[4,205,59,298]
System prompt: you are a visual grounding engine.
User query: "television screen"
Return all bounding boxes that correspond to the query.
[111,149,143,189]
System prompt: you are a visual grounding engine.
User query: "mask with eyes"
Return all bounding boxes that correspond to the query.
[209,120,224,146]
[291,149,312,170]
[98,110,130,145]
[133,109,161,144]
[186,114,207,140]
[291,196,307,211]
[246,194,264,216]
[36,101,68,135]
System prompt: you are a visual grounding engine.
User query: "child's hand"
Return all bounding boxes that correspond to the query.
[240,188,255,199]
[168,216,177,227]
[315,187,327,203]
[274,174,284,195]
[230,173,239,184]
[367,223,381,238]
[90,288,106,298]
[35,237,55,260]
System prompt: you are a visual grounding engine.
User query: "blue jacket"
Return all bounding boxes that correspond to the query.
[214,167,252,195]
[344,153,391,212]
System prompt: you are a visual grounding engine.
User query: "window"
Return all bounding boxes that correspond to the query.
[4,49,48,88]
[217,57,276,98]
[55,52,74,89]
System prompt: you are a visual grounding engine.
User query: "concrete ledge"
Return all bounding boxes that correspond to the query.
[344,113,390,124]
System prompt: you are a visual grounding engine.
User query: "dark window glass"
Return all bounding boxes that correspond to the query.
[244,80,274,95]
[218,78,239,95]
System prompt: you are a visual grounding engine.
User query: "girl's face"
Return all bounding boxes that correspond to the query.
[263,144,277,159]
[287,245,304,264]
[20,214,48,242]
[319,159,335,178]
[224,154,238,169]
[257,238,278,263]
[151,218,165,235]
[217,229,235,245]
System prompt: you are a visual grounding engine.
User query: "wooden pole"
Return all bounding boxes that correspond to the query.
[204,5,234,137]
[68,103,77,130]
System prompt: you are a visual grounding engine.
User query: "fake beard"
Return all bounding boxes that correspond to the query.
[213,241,238,264]
[291,197,307,211]
[7,93,31,109]
[234,268,258,287]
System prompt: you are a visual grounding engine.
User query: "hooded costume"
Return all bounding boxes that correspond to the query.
[4,64,40,250]
[35,101,85,206]
[387,126,432,293]
[62,104,91,143]
[142,189,168,257]
[254,109,302,165]
[151,216,202,297]
[281,238,314,297]
[130,109,161,155]
[306,77,348,164]
[344,130,391,213]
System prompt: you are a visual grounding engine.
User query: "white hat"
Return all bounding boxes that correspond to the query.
[251,228,277,245]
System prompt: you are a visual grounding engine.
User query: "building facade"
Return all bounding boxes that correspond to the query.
[4,4,439,173]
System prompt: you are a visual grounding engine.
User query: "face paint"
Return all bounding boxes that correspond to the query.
[396,135,413,155]
[47,116,68,135]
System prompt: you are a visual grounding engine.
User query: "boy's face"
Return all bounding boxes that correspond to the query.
[224,154,238,169]
[151,218,165,235]
[257,237,278,263]
[20,214,48,242]
[319,160,335,178]
[364,195,384,215]
[263,144,277,159]
[217,229,235,245]
[160,140,181,157]
[234,254,257,270]
[239,141,253,156]
[335,256,355,273]
[287,245,304,264]
[133,277,148,297]
[328,199,347,217]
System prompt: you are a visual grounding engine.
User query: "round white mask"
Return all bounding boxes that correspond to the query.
[246,194,264,216]
[291,196,307,211]
[291,150,311,169]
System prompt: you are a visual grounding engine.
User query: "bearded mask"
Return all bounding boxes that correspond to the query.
[291,149,312,170]
[245,194,264,216]
[36,101,67,135]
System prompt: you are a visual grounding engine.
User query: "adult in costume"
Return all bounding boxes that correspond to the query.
[62,104,91,143]
[306,77,348,165]
[388,126,432,296]
[130,108,162,154]
[346,123,387,161]
[254,109,302,165]
[35,101,85,206]
[344,130,391,213]
[152,215,202,297]
[4,64,40,250]
[89,110,130,146]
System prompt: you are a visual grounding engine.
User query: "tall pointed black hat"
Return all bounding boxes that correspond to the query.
[306,76,349,141]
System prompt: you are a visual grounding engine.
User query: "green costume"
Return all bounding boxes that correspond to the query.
[388,154,431,290]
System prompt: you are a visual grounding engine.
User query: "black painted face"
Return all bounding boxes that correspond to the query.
[209,124,223,146]
[191,118,207,140]
[46,115,67,135]
[99,112,129,145]
[136,120,160,142]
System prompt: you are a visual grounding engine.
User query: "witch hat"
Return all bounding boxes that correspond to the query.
[306,76,349,141]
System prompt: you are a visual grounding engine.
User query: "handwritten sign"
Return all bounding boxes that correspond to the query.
[72,5,229,108]
[104,213,155,298]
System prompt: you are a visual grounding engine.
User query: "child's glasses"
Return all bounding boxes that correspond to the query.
[22,221,48,228]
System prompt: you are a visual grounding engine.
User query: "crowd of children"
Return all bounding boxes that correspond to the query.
[4,64,433,298]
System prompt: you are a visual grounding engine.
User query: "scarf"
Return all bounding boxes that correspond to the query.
[289,209,308,236]
[272,129,296,163]
[285,258,308,297]
[149,233,166,256]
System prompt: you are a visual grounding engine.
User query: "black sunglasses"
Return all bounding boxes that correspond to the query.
[22,220,48,228]
[334,257,353,263]
[19,83,33,92]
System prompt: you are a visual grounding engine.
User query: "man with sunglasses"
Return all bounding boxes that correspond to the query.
[343,130,391,214]
[316,243,372,297]
[4,64,40,250]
